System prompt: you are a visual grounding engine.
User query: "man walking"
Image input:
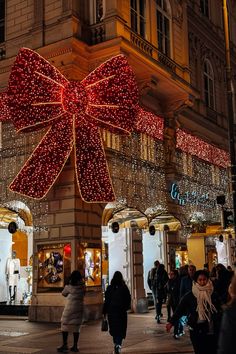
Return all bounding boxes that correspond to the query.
[147,260,160,319]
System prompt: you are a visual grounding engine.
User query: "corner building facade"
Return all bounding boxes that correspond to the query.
[0,0,235,322]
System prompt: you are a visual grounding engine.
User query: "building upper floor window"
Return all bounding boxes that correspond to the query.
[0,0,5,43]
[200,0,209,17]
[156,0,171,57]
[130,0,146,38]
[204,60,215,109]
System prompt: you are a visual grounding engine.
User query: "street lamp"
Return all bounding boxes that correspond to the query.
[222,0,236,234]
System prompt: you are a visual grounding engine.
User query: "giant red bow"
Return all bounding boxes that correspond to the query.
[6,48,138,202]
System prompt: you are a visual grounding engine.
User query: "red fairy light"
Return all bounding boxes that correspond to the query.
[4,48,139,202]
[136,108,164,140]
[177,129,230,168]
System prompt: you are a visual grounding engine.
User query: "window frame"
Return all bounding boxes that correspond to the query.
[0,0,5,43]
[203,59,215,110]
[130,0,146,38]
[156,0,172,57]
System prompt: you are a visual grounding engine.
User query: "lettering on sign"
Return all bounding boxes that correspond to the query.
[170,183,215,208]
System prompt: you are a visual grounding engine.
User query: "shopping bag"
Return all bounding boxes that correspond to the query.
[101,318,108,331]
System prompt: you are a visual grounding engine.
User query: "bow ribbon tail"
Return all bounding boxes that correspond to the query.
[74,116,115,202]
[9,116,73,199]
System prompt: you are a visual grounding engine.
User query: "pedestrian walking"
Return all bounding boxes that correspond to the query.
[103,271,131,354]
[147,260,160,319]
[166,269,221,354]
[166,269,181,339]
[217,273,236,354]
[152,263,169,323]
[57,270,85,353]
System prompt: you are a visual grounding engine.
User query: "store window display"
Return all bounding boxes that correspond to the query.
[6,251,20,303]
[215,235,228,267]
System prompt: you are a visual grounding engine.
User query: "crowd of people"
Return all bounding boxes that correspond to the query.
[56,262,236,354]
[148,260,234,354]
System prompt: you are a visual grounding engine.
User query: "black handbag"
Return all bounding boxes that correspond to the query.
[101,317,108,331]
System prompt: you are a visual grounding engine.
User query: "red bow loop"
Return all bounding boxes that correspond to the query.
[5,48,138,202]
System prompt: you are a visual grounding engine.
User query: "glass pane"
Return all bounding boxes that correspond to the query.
[156,0,162,7]
[139,0,145,16]
[165,37,170,56]
[131,10,138,32]
[163,0,167,12]
[140,17,145,38]
[164,17,169,37]
[0,0,5,21]
[158,32,163,51]
[131,0,137,11]
[157,10,163,31]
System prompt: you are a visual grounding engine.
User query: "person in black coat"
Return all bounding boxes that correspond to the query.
[166,270,221,354]
[166,269,181,338]
[152,263,169,323]
[103,271,131,354]
[217,273,236,354]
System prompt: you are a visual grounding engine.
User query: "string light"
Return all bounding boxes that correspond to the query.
[135,107,164,140]
[176,128,230,168]
[3,48,138,202]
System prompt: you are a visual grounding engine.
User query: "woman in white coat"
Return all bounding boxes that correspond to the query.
[57,270,85,353]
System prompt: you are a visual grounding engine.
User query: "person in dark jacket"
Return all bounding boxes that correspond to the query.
[166,270,221,354]
[214,263,232,305]
[217,273,236,354]
[103,271,131,354]
[152,263,169,323]
[166,269,181,338]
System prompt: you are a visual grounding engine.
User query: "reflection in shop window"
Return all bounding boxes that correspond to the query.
[76,243,102,287]
[37,243,71,292]
[140,133,155,162]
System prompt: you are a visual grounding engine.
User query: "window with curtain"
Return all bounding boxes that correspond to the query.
[204,60,215,109]
[130,0,146,38]
[200,0,209,17]
[0,0,5,43]
[156,0,171,56]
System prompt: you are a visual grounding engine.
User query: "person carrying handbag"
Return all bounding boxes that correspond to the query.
[103,271,131,354]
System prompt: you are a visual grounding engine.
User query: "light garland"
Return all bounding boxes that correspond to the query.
[1,48,138,202]
[0,93,10,120]
[176,128,230,168]
[135,107,164,140]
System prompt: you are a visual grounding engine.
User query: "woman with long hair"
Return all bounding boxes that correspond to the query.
[166,269,221,354]
[57,270,85,353]
[217,273,236,354]
[103,271,131,354]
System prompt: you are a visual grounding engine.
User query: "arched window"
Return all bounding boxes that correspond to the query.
[130,0,146,38]
[204,60,215,109]
[156,0,171,57]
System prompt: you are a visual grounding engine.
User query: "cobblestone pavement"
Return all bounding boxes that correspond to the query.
[0,309,193,354]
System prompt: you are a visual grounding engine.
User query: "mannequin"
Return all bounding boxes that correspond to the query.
[215,235,228,268]
[6,251,20,302]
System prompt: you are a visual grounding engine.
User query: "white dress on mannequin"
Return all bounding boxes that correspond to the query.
[6,257,20,286]
[215,239,228,268]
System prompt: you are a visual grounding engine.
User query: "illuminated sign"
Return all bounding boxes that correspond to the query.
[170,183,215,208]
